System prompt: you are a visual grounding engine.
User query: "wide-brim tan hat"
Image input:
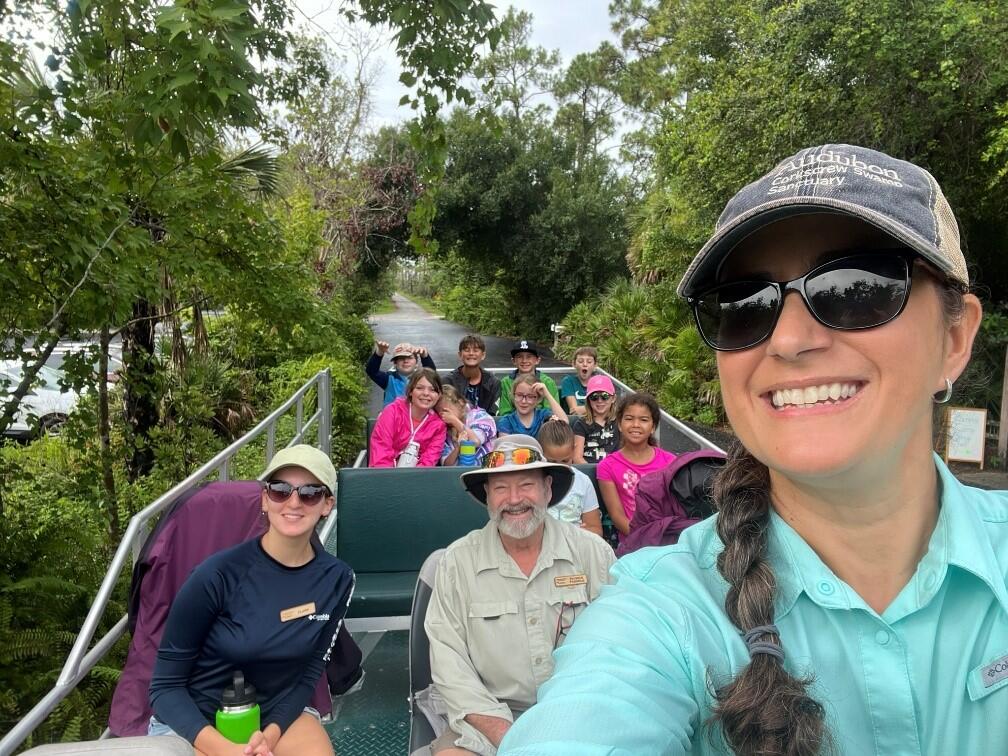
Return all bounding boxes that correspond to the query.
[460,434,574,507]
[259,444,337,494]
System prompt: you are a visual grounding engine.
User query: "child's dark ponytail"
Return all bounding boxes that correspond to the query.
[708,440,830,756]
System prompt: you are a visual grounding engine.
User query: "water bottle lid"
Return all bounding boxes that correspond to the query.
[221,671,257,707]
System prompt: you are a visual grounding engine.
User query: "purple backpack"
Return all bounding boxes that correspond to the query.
[616,450,726,557]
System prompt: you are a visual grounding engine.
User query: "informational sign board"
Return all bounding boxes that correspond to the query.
[944,407,987,469]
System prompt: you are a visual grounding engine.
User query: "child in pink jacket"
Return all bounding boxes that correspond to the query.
[369,368,448,467]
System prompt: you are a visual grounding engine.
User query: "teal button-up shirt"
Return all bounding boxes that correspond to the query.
[500,456,1008,755]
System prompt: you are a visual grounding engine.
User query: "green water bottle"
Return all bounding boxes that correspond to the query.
[215,671,260,743]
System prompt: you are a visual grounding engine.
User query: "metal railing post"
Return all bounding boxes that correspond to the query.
[318,369,332,455]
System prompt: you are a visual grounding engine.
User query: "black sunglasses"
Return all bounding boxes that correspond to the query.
[264,480,331,506]
[587,392,613,402]
[689,250,917,351]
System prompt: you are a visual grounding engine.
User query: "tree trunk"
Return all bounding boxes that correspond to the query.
[98,324,119,544]
[121,299,159,481]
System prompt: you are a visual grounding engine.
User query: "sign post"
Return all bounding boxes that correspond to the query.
[999,344,1007,461]
[945,407,988,470]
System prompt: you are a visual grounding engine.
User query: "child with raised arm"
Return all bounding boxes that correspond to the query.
[560,346,599,416]
[443,334,501,413]
[596,392,676,538]
[364,341,436,407]
[497,339,560,415]
[496,374,567,437]
[538,421,604,538]
[572,374,621,463]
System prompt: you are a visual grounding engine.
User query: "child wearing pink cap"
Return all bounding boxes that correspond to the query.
[572,374,620,463]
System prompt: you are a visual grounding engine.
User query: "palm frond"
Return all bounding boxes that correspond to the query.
[217,144,282,199]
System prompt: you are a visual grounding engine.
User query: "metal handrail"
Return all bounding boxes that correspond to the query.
[0,369,332,756]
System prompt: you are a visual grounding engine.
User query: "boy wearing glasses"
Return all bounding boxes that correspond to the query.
[421,435,614,755]
[497,340,560,415]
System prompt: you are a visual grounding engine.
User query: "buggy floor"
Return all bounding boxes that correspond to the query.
[327,630,410,756]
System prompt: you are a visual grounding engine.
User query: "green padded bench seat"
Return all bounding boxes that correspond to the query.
[346,572,421,619]
[331,464,600,618]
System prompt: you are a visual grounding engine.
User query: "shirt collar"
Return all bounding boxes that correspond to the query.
[768,454,1008,619]
[474,515,572,578]
[931,454,1008,616]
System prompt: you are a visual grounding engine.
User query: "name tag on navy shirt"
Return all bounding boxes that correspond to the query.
[280,602,316,622]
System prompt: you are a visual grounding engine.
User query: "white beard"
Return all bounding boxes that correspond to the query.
[492,501,548,540]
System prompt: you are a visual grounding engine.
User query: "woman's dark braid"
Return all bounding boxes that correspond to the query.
[707,440,830,756]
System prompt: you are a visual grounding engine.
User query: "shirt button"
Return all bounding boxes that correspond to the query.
[535,657,542,665]
[817,581,835,596]
[923,572,938,590]
[875,630,890,646]
[529,617,538,625]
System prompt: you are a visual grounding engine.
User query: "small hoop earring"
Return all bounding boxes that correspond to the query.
[933,377,953,404]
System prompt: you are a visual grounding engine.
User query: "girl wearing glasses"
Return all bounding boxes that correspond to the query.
[149,445,353,756]
[500,145,996,756]
[572,374,621,463]
[496,373,569,437]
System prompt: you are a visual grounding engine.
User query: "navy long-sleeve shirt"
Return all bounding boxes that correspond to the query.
[149,538,354,744]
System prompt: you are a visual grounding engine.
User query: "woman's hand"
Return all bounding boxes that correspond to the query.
[532,382,548,397]
[244,725,280,756]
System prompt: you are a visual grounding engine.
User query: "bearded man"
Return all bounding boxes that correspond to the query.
[420,434,615,756]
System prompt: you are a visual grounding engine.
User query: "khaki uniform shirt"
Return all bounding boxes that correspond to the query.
[425,516,615,754]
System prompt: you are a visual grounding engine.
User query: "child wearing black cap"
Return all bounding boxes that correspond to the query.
[498,339,560,415]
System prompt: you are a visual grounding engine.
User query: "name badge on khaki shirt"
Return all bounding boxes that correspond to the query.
[280,602,316,622]
[554,574,587,588]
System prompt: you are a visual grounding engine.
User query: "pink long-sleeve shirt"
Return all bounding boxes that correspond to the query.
[368,397,448,468]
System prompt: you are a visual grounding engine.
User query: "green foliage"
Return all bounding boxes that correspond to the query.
[427,108,630,336]
[343,0,501,251]
[0,437,124,746]
[556,279,722,425]
[269,352,367,466]
[958,303,1008,413]
[611,0,1008,295]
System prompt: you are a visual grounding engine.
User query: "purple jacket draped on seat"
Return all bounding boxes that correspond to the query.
[616,450,726,558]
[108,480,355,736]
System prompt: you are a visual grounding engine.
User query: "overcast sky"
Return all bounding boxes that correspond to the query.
[292,1,620,128]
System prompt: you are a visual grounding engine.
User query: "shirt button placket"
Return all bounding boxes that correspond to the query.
[526,596,549,687]
[862,624,921,755]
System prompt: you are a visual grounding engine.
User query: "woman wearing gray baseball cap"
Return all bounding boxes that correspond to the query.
[501,146,1002,755]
